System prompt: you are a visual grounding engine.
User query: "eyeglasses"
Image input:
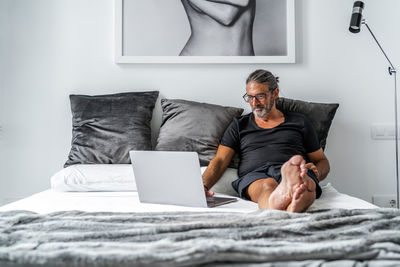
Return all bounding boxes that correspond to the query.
[242,93,268,103]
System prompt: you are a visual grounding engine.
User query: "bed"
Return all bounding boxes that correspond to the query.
[2,164,397,267]
[2,93,399,266]
[1,184,398,266]
[0,183,377,214]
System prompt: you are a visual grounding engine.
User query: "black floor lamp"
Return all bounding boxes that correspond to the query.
[349,1,399,208]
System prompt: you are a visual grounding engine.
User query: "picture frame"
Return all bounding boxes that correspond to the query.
[115,0,295,64]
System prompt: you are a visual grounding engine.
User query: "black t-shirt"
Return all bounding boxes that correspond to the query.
[221,112,321,177]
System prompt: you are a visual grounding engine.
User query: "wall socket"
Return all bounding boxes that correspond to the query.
[372,195,397,208]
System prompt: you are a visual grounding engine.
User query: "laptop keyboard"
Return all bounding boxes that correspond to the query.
[206,197,217,204]
[206,196,237,207]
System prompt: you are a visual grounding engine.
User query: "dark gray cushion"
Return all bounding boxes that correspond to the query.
[276,97,339,150]
[65,91,159,167]
[156,99,243,166]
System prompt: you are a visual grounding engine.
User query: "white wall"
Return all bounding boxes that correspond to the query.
[0,0,7,131]
[1,0,400,204]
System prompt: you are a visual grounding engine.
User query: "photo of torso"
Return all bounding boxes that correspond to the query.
[122,0,288,56]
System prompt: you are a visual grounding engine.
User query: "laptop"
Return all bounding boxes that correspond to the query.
[129,151,237,208]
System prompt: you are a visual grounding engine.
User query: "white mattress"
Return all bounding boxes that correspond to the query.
[0,183,377,214]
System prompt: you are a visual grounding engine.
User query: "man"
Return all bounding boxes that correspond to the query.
[202,69,330,212]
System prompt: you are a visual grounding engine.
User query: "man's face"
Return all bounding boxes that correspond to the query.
[245,81,275,119]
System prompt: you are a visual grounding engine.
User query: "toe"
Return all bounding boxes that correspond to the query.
[289,155,305,166]
[304,177,316,192]
[293,184,305,200]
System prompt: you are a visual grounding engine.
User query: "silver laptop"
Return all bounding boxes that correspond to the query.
[129,151,237,208]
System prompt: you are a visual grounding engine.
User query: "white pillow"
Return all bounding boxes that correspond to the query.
[50,164,136,192]
[51,164,239,195]
[201,167,239,197]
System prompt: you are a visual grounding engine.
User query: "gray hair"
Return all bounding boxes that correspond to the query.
[246,69,279,92]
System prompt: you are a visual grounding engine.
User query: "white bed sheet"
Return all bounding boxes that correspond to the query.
[0,183,377,214]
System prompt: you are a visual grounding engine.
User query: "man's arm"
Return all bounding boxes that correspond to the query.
[203,145,235,196]
[306,148,330,181]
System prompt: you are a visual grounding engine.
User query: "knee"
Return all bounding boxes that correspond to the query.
[260,179,279,192]
[247,178,278,202]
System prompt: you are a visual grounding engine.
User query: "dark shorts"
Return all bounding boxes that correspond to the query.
[232,164,322,200]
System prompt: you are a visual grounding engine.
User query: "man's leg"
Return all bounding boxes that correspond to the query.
[245,155,317,212]
[269,155,316,212]
[246,178,281,209]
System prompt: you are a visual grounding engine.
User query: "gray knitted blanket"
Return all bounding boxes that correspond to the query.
[1,208,400,266]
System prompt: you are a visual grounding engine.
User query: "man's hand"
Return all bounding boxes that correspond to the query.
[307,148,330,181]
[204,185,215,197]
[305,162,320,179]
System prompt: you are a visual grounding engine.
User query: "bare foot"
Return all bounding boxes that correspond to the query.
[287,181,316,213]
[268,155,307,210]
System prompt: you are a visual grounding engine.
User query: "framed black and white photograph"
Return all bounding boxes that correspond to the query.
[115,0,295,63]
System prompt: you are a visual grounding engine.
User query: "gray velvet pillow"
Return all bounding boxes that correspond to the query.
[276,97,339,150]
[156,99,243,166]
[64,91,159,167]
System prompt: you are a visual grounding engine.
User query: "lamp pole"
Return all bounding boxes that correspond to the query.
[361,19,399,208]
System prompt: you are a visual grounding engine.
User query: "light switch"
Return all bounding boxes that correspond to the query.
[371,123,396,140]
[375,126,385,136]
[387,127,396,137]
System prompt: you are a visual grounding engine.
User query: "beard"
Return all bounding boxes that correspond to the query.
[252,95,275,118]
